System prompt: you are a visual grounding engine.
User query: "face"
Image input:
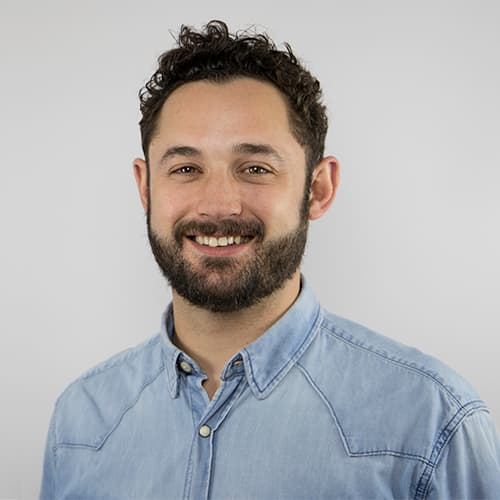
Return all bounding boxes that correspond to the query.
[135,78,320,312]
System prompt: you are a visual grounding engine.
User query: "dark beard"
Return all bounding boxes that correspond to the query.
[147,214,309,313]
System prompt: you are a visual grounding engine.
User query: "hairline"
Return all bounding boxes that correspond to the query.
[143,75,314,172]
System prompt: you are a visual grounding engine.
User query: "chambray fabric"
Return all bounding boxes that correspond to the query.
[40,279,500,499]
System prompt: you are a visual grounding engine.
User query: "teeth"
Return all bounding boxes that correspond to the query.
[194,235,247,247]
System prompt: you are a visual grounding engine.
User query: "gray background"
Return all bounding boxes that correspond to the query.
[1,0,499,497]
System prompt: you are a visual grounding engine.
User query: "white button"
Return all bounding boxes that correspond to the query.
[179,361,192,374]
[199,425,212,438]
[232,359,243,367]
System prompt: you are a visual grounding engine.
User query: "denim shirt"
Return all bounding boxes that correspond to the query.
[40,279,500,499]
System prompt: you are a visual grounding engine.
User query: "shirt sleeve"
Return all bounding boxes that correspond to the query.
[39,409,57,500]
[426,410,500,499]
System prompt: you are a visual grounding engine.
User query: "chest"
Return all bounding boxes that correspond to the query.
[55,372,423,499]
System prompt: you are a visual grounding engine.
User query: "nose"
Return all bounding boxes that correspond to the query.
[195,170,242,219]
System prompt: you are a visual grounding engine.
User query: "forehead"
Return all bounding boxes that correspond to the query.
[150,77,300,155]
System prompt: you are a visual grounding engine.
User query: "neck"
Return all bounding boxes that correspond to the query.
[171,271,301,398]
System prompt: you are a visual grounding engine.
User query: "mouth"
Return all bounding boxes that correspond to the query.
[187,235,254,248]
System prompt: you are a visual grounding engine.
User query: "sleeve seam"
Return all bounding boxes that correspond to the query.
[413,404,489,500]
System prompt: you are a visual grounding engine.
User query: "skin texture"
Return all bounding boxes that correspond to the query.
[134,77,339,398]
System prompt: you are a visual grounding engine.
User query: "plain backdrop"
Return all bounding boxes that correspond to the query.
[1,0,499,497]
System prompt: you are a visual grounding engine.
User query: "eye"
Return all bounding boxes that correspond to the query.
[245,165,270,175]
[172,165,199,175]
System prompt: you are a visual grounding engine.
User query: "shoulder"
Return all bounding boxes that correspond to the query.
[298,308,489,464]
[52,334,165,449]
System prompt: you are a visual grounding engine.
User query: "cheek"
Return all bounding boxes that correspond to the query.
[149,185,188,228]
[244,190,302,232]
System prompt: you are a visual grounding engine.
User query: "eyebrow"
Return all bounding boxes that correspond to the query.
[160,145,201,163]
[232,143,285,163]
[160,143,285,164]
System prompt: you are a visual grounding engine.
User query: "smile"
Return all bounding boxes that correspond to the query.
[192,235,252,247]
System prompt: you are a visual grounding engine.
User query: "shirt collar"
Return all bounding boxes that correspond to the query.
[159,276,322,399]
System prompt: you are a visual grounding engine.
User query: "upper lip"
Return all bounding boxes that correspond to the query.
[186,233,253,238]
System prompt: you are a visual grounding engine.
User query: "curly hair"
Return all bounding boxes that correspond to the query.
[139,20,328,176]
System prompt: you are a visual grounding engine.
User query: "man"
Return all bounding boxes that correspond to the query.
[40,20,500,499]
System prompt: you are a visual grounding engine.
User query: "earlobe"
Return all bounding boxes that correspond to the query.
[133,158,149,214]
[308,156,340,220]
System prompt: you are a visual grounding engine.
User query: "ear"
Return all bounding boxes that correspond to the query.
[133,158,149,214]
[308,156,340,220]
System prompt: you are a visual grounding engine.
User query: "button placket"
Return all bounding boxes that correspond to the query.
[184,374,247,500]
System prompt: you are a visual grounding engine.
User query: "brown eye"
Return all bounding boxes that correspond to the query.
[246,165,269,175]
[174,165,198,174]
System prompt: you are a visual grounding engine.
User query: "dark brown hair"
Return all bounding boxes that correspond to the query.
[139,20,328,175]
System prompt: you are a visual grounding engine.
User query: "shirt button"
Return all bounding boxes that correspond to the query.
[232,359,243,367]
[179,361,192,374]
[199,425,212,438]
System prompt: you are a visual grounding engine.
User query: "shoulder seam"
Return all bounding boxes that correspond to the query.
[56,335,161,405]
[81,335,161,380]
[320,320,464,409]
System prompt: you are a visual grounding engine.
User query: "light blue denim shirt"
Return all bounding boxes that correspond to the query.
[40,279,500,499]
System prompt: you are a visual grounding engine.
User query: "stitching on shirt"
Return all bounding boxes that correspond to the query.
[414,403,489,500]
[57,362,166,450]
[347,449,433,466]
[245,305,323,397]
[294,361,352,456]
[319,322,491,469]
[295,361,434,467]
[320,322,464,409]
[426,398,486,462]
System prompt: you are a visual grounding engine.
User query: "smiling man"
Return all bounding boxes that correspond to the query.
[40,21,500,499]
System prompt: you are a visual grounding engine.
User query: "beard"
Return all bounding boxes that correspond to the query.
[147,211,309,313]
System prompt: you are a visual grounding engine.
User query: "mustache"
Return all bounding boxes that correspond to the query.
[174,219,265,244]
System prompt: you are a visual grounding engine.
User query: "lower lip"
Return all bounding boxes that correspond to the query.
[186,237,253,257]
